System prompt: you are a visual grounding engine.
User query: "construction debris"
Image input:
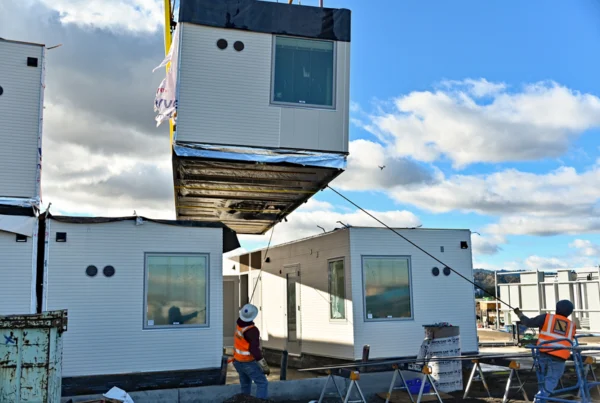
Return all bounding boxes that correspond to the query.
[223,394,275,403]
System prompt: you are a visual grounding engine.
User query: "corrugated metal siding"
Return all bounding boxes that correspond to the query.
[44,220,224,377]
[177,24,281,148]
[0,41,43,198]
[0,222,37,315]
[349,228,478,360]
[255,230,355,360]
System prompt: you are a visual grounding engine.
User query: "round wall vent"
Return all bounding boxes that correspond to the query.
[86,265,98,277]
[443,267,451,276]
[217,39,228,50]
[103,265,116,277]
[234,41,245,52]
[431,267,440,276]
[0,86,3,96]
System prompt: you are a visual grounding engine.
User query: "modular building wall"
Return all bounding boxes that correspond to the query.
[43,218,226,379]
[175,0,351,154]
[349,228,478,360]
[0,39,44,200]
[0,215,39,315]
[238,227,478,364]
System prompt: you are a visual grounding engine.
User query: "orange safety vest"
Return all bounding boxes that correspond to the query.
[537,313,576,360]
[233,324,256,363]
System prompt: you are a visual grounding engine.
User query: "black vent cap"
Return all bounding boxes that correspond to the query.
[56,232,67,242]
[27,57,38,67]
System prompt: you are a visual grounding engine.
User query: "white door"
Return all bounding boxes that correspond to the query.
[285,265,301,356]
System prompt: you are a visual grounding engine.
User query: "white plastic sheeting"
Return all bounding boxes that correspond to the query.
[0,215,37,237]
[153,25,180,127]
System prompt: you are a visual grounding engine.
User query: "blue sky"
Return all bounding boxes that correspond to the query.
[241,0,600,271]
[5,0,600,271]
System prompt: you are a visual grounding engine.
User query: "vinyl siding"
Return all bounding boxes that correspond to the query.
[250,230,355,360]
[44,219,224,377]
[0,219,38,315]
[349,228,478,360]
[176,24,349,154]
[0,41,43,199]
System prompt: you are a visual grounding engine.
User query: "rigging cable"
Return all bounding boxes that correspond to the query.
[326,185,517,310]
[249,225,276,303]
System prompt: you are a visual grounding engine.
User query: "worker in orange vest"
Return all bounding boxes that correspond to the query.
[514,300,575,402]
[232,304,270,399]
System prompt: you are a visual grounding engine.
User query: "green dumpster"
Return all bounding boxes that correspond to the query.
[0,310,68,402]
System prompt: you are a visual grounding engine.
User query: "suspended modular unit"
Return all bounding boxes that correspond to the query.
[169,0,351,234]
[0,39,45,203]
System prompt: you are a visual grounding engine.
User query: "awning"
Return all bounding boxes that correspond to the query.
[0,214,37,237]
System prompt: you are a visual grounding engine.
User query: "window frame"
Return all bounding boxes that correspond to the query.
[143,252,210,330]
[270,35,337,110]
[361,255,414,322]
[328,257,347,322]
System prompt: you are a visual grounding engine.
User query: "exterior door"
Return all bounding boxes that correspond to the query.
[285,266,301,355]
[223,280,236,346]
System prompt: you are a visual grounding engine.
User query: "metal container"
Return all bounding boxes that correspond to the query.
[0,310,68,402]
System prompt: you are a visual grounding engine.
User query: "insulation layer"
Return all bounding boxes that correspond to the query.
[173,144,345,235]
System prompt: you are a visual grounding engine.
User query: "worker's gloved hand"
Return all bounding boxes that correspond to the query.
[257,358,270,376]
[514,308,523,318]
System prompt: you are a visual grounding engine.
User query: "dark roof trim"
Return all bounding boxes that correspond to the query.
[0,38,45,47]
[179,0,351,42]
[0,204,37,217]
[47,214,241,253]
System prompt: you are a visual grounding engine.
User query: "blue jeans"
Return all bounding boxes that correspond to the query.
[233,360,268,399]
[535,354,566,402]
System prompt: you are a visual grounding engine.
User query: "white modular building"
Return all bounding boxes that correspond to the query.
[228,227,478,367]
[0,39,45,201]
[0,206,40,316]
[164,0,352,235]
[41,215,240,396]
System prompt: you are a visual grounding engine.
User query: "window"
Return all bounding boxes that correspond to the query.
[272,36,335,108]
[144,254,208,329]
[328,259,346,320]
[362,256,412,321]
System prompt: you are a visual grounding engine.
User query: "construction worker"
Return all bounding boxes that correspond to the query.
[232,304,270,399]
[514,300,576,401]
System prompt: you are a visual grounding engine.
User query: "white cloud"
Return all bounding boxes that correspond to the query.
[360,79,600,168]
[471,233,504,256]
[239,202,421,247]
[524,255,570,271]
[38,0,164,34]
[333,140,437,191]
[570,239,600,257]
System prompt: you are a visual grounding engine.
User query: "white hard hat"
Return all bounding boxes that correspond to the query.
[239,304,259,322]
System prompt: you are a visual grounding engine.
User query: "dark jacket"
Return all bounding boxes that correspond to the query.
[237,318,263,361]
[519,300,574,329]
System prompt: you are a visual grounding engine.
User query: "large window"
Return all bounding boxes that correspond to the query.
[328,259,346,320]
[362,256,412,321]
[144,254,208,329]
[272,36,335,108]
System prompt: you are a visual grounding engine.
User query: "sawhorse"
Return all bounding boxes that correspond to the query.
[463,359,528,402]
[384,363,443,403]
[317,369,367,403]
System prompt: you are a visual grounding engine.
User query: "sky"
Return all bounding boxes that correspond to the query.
[3,0,600,271]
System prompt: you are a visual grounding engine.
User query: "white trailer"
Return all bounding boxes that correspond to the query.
[41,215,240,395]
[229,227,478,366]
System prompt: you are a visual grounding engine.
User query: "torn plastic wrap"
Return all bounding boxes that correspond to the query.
[172,143,345,234]
[174,143,347,170]
[0,214,37,237]
[178,0,351,42]
[153,25,180,127]
[0,197,39,217]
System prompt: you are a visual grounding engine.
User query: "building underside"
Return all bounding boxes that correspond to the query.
[172,143,346,235]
